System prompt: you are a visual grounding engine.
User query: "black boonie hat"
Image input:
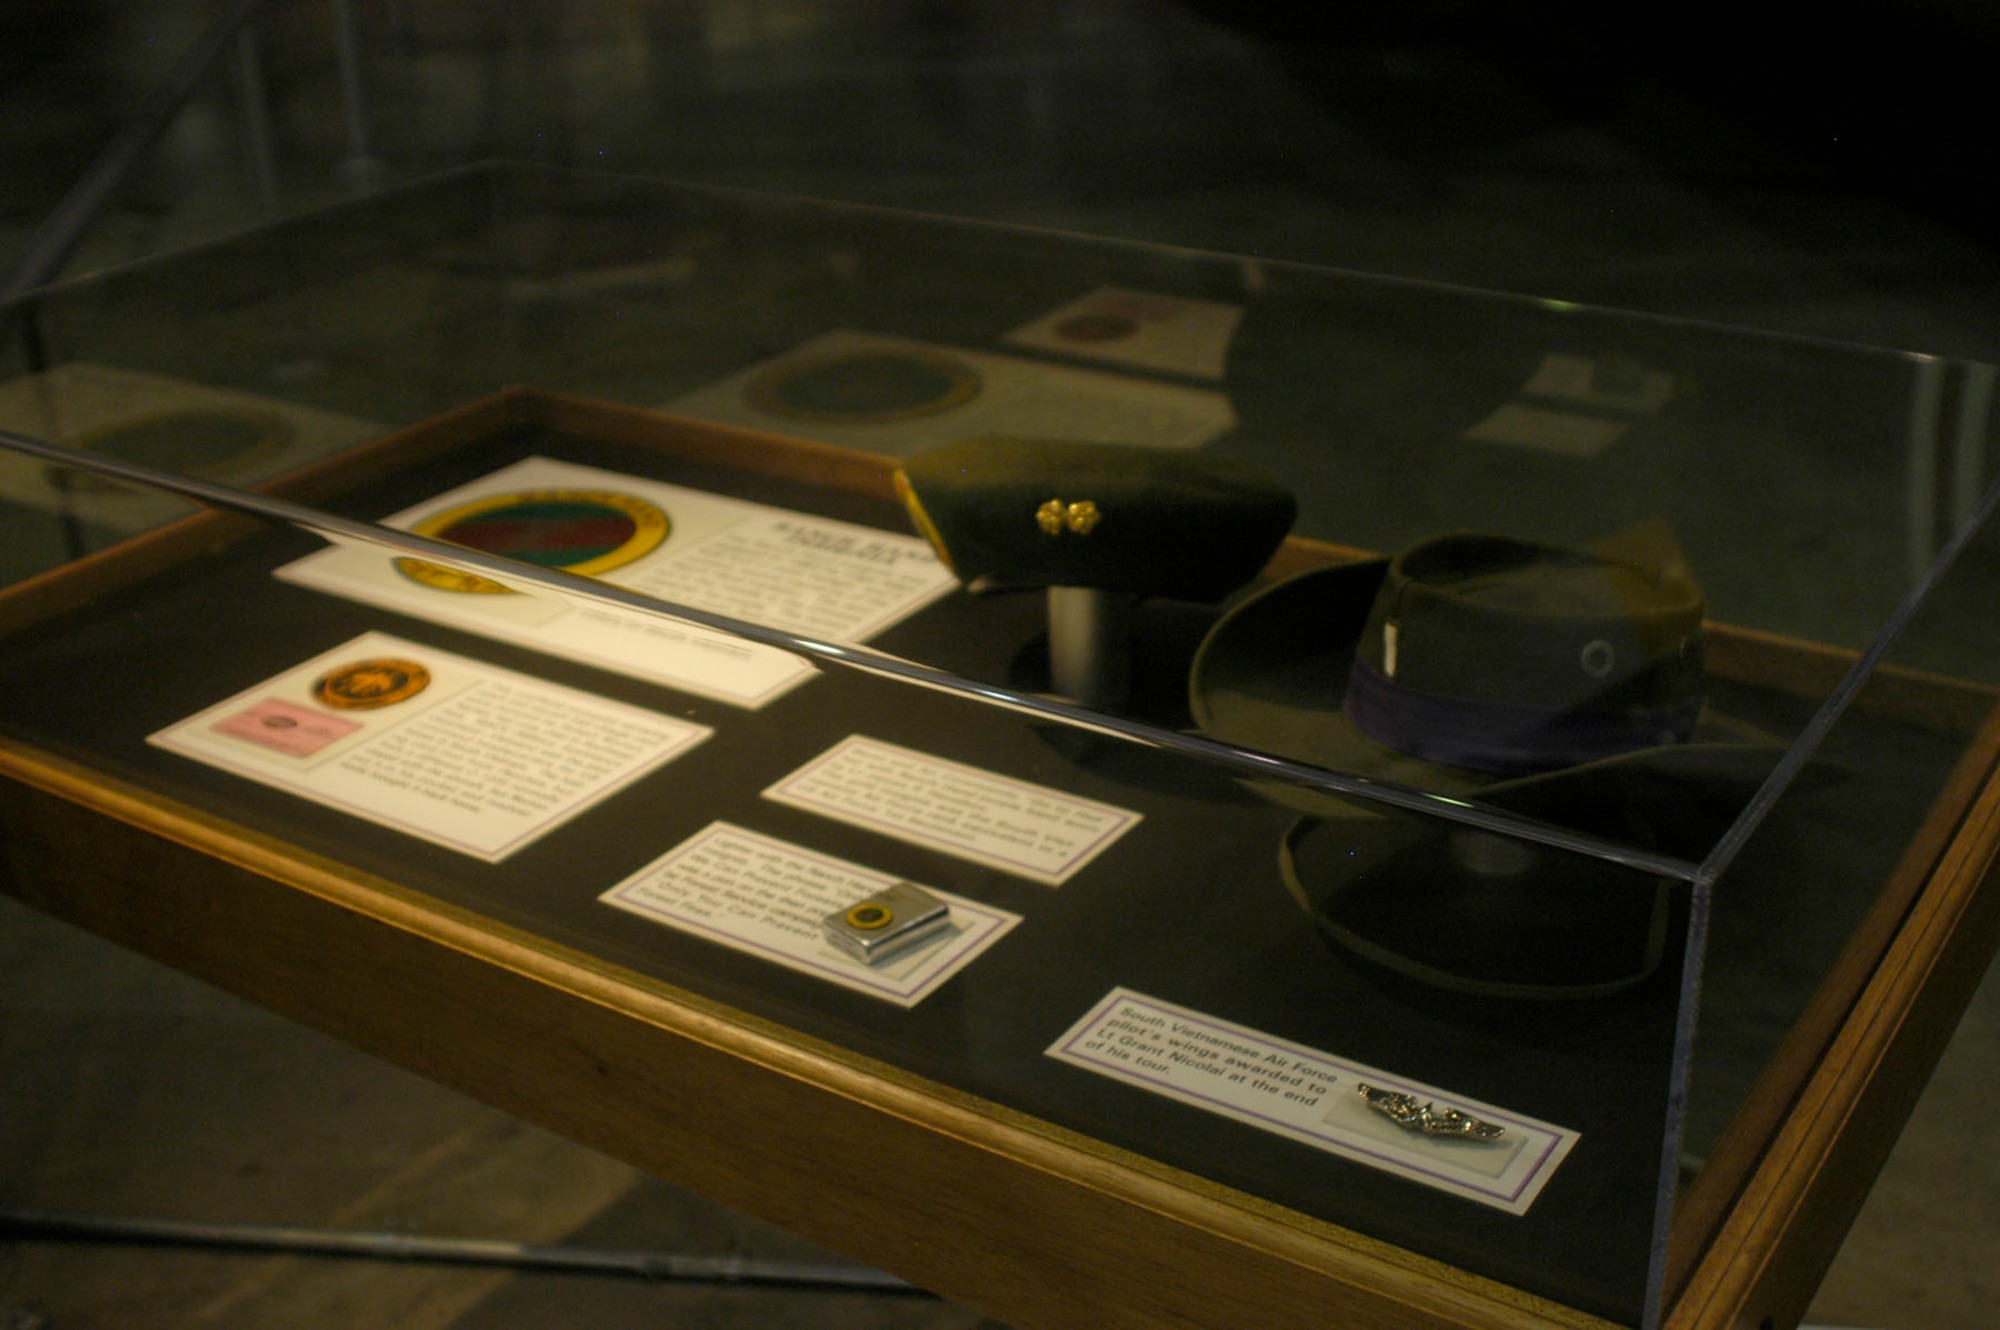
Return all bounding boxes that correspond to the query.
[1191,532,1779,998]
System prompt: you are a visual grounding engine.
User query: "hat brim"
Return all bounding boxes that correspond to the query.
[1189,557,1786,838]
[1194,556,1798,998]
[1280,812,1678,999]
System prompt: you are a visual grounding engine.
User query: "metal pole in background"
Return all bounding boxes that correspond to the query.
[234,24,282,218]
[0,1209,924,1294]
[331,0,385,185]
[1952,361,1996,534]
[1905,354,1944,584]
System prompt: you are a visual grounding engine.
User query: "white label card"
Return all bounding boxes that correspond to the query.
[0,362,385,531]
[274,457,957,709]
[1048,989,1578,1214]
[149,632,711,862]
[1003,287,1246,381]
[600,822,1019,1006]
[762,736,1142,886]
[667,329,1236,457]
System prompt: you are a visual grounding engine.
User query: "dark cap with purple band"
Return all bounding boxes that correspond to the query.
[1189,531,1756,807]
[1341,533,1706,777]
[1190,532,1781,997]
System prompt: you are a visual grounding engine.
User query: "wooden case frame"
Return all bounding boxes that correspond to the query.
[4,388,1999,1330]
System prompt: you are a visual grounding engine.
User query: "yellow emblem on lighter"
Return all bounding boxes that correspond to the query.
[1037,498,1101,536]
[845,902,894,930]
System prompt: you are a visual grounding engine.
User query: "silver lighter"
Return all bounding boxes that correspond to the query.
[822,881,953,965]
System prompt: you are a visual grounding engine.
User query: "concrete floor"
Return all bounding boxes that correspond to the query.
[3,3,1999,1327]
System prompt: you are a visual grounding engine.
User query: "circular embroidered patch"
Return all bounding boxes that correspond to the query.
[395,488,669,593]
[313,658,432,710]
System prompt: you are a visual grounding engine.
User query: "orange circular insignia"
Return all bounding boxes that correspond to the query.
[313,658,432,710]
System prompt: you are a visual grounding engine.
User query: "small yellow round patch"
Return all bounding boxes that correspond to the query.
[313,658,432,710]
[390,559,516,594]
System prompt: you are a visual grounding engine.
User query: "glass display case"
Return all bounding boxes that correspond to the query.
[4,162,1999,1329]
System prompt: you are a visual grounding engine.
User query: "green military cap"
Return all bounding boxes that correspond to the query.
[894,436,1296,601]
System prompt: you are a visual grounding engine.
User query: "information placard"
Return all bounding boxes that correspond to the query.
[601,822,1019,1006]
[276,457,956,708]
[1049,989,1578,1214]
[150,632,710,861]
[763,736,1142,886]
[1003,287,1245,381]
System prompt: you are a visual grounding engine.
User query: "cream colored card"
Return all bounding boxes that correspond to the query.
[1460,353,1676,458]
[763,735,1142,886]
[1519,352,1676,414]
[1462,403,1632,458]
[149,631,711,862]
[1048,989,1578,1214]
[666,329,1235,456]
[275,456,956,709]
[1003,287,1244,380]
[600,821,1020,1006]
[0,362,384,529]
